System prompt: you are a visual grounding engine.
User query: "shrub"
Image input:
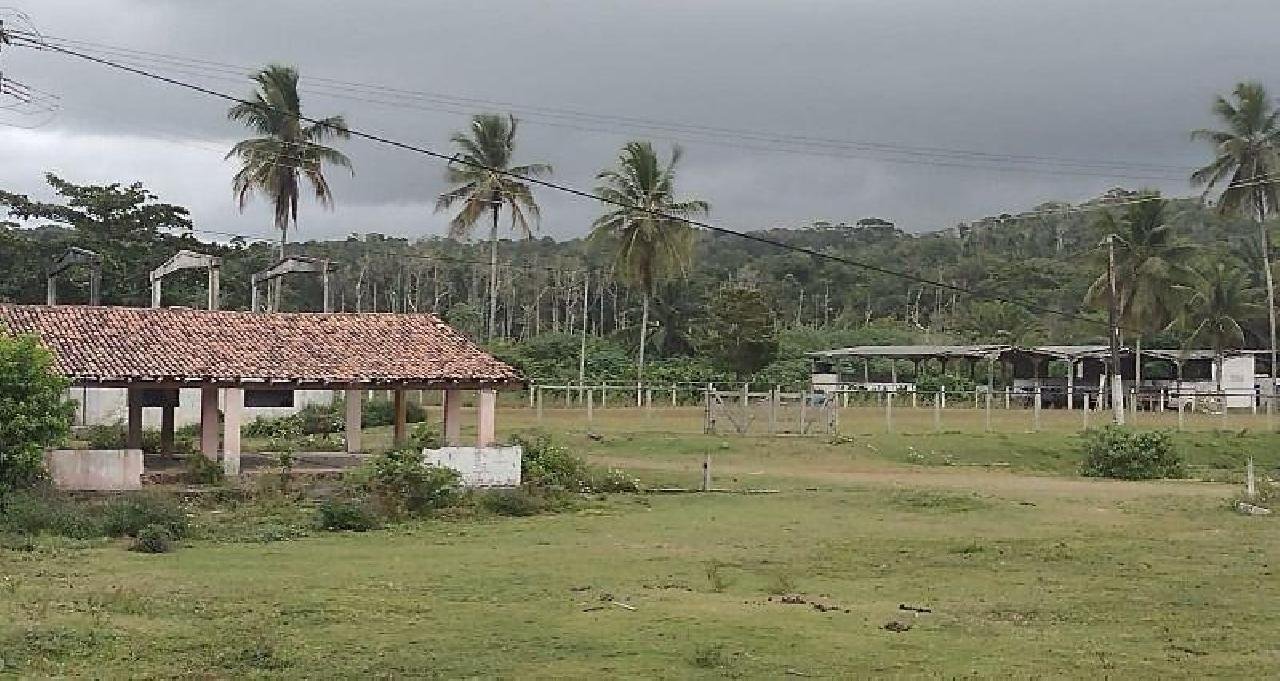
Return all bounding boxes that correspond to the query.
[129,524,175,553]
[1080,426,1185,480]
[83,423,126,449]
[409,422,443,450]
[589,468,642,493]
[82,424,198,457]
[361,398,428,428]
[314,498,381,531]
[0,334,74,494]
[358,449,460,519]
[512,431,588,489]
[184,454,224,485]
[0,488,103,539]
[478,487,553,517]
[101,491,188,539]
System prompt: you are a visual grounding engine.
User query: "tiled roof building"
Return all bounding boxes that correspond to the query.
[0,304,519,387]
[1,304,520,479]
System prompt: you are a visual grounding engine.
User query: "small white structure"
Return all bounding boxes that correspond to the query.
[424,446,522,487]
[44,449,143,491]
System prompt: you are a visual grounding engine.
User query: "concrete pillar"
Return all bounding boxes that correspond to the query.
[126,387,143,450]
[478,388,497,447]
[199,385,219,459]
[345,386,363,453]
[444,389,462,445]
[1067,359,1075,410]
[223,387,242,475]
[160,405,175,454]
[393,387,408,447]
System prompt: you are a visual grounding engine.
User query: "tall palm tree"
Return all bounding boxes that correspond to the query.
[1085,198,1196,380]
[227,65,352,263]
[1178,261,1262,392]
[436,114,551,340]
[591,142,709,382]
[1191,81,1280,392]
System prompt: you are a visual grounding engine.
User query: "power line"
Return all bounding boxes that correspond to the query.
[13,30,1198,181]
[10,33,1138,332]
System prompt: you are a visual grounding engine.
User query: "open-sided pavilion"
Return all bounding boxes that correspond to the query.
[0,304,522,475]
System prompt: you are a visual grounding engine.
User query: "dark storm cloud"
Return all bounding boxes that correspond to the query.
[3,0,1279,243]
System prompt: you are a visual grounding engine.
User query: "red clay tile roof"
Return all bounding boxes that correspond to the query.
[0,304,521,387]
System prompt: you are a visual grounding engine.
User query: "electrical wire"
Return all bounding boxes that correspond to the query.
[10,32,1159,332]
[11,30,1199,181]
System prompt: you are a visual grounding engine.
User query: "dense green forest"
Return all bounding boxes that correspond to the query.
[0,173,1271,386]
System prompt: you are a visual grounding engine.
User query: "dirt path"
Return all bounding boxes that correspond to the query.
[591,454,1234,500]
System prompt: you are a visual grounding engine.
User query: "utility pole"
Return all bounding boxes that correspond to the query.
[1106,234,1126,425]
[578,271,589,393]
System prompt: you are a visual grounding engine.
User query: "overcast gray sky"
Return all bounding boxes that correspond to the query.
[2,0,1278,244]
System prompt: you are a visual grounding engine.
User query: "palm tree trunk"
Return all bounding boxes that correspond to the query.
[1257,197,1277,399]
[638,293,650,385]
[487,206,499,341]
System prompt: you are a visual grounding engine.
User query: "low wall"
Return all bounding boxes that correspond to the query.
[44,449,143,491]
[423,446,522,487]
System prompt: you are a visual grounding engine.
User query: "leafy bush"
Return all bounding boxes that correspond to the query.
[409,422,443,450]
[82,424,198,456]
[314,498,381,531]
[478,487,554,516]
[101,491,189,539]
[129,524,175,553]
[512,431,589,489]
[590,468,642,493]
[356,449,460,519]
[184,454,224,485]
[0,488,103,539]
[361,397,428,428]
[0,334,74,494]
[1080,426,1185,480]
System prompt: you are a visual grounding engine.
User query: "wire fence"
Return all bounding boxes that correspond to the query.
[519,383,1280,435]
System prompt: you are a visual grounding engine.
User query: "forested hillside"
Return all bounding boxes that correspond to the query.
[0,174,1269,385]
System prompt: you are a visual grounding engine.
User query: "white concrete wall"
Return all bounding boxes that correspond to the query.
[44,449,143,491]
[67,387,337,428]
[423,446,522,487]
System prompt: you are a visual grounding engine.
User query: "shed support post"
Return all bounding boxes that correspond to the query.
[345,387,363,453]
[160,404,175,454]
[223,387,242,475]
[126,387,143,450]
[151,280,162,308]
[1067,359,1075,410]
[393,387,408,447]
[199,386,219,459]
[478,388,496,447]
[444,389,462,445]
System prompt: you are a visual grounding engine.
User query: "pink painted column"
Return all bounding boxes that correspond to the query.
[345,387,363,453]
[477,388,496,447]
[223,387,242,475]
[199,386,219,459]
[443,389,462,446]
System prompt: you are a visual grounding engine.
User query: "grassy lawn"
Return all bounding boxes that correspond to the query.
[5,412,1279,678]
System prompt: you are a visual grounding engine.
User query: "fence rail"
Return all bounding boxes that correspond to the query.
[521,382,1280,435]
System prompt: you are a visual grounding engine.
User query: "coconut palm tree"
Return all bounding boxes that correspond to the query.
[436,114,551,340]
[591,142,709,383]
[1178,261,1262,392]
[1191,81,1280,392]
[227,65,352,262]
[1085,197,1196,380]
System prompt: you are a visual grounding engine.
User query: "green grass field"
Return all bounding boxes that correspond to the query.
[5,409,1279,678]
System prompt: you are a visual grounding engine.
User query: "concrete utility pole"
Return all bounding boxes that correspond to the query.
[1106,234,1126,425]
[578,271,589,392]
